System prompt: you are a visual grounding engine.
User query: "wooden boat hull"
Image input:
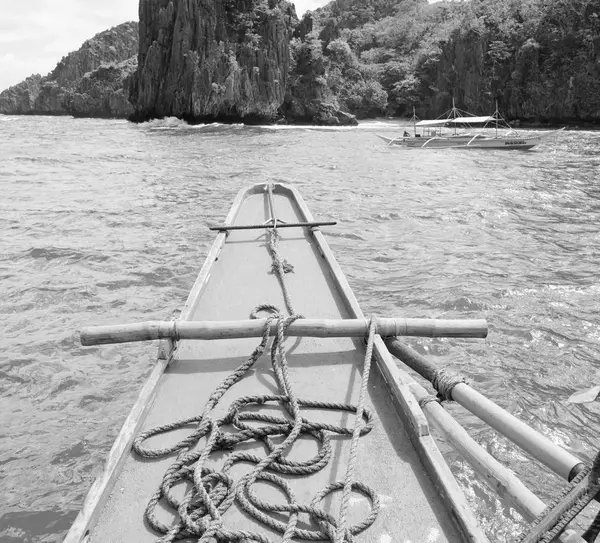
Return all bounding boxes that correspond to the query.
[376,130,562,149]
[65,184,487,543]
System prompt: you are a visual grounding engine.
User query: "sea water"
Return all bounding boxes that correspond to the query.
[1,115,599,541]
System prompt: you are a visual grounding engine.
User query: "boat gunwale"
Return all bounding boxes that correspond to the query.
[64,182,487,543]
[285,183,488,543]
[63,185,250,543]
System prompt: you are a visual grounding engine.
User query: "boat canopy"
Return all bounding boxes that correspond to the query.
[415,119,449,127]
[415,115,496,128]
[448,116,495,124]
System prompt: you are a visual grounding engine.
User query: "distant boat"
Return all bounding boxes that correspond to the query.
[377,103,564,150]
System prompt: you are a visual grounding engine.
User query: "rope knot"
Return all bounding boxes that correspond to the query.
[271,260,295,274]
[172,319,180,342]
[431,368,468,402]
[214,433,236,451]
[419,395,441,409]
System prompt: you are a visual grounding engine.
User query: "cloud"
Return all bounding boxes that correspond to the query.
[0,0,138,91]
[292,0,330,16]
[0,53,46,90]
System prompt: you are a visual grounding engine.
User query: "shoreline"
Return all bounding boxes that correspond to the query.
[2,111,599,130]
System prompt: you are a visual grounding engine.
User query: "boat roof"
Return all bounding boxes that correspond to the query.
[415,119,448,127]
[448,115,495,124]
[415,115,496,128]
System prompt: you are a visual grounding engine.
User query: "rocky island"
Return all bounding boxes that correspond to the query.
[1,0,599,125]
[0,22,138,118]
[130,0,357,125]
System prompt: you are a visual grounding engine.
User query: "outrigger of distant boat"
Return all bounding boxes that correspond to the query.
[377,102,565,149]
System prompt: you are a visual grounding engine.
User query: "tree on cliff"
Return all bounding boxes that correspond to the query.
[308,0,600,122]
[2,0,599,123]
[325,38,387,117]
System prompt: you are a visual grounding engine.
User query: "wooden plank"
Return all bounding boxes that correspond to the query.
[209,220,337,231]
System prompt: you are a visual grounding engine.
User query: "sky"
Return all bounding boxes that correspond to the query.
[0,0,330,92]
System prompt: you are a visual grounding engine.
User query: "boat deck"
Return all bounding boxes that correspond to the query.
[80,185,470,542]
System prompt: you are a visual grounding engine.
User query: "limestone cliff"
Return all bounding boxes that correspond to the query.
[66,58,137,118]
[0,5,359,125]
[416,29,600,124]
[130,0,296,123]
[0,22,138,117]
[0,75,43,114]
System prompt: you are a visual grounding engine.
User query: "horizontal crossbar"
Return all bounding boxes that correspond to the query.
[209,221,337,231]
[80,317,488,345]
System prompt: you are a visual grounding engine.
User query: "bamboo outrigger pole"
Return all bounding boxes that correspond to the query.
[385,338,585,483]
[409,380,586,543]
[80,317,488,346]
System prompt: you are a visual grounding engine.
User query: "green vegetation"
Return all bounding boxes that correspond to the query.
[294,0,600,122]
[226,0,296,50]
[3,1,598,124]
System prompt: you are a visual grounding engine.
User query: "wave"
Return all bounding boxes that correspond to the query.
[326,231,367,241]
[24,247,110,263]
[142,117,248,132]
[139,116,386,132]
[142,119,361,133]
[503,284,600,298]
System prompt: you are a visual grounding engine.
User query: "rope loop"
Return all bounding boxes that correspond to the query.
[134,216,380,542]
[312,480,380,541]
[135,304,379,542]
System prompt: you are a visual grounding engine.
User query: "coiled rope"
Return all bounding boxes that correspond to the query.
[133,227,380,542]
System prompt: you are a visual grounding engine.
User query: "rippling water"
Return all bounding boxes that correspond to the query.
[1,115,599,542]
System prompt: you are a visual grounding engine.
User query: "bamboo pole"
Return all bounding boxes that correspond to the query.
[209,221,337,231]
[80,317,488,346]
[409,381,585,543]
[385,338,584,483]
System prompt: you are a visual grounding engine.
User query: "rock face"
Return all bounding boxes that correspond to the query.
[0,6,358,126]
[0,75,44,114]
[130,0,297,124]
[400,2,600,124]
[418,31,600,123]
[66,58,137,118]
[0,22,138,117]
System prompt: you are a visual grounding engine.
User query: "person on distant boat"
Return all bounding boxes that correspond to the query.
[403,130,410,138]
